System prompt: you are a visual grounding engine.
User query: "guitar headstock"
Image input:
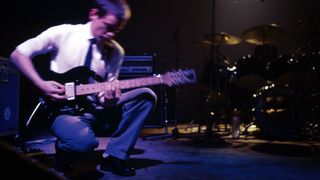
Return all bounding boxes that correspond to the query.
[162,69,197,86]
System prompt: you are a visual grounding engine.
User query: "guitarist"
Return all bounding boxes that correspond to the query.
[10,0,156,176]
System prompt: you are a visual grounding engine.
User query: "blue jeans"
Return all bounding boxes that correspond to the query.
[51,87,157,160]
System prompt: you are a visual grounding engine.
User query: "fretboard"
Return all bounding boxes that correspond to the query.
[76,76,163,96]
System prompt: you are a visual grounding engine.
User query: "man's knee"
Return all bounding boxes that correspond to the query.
[140,87,157,103]
[75,137,99,153]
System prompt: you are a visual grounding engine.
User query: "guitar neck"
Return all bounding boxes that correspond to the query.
[76,75,163,96]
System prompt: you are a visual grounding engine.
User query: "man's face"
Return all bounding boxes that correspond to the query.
[91,12,120,42]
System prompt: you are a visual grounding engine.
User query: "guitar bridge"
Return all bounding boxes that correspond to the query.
[65,82,75,100]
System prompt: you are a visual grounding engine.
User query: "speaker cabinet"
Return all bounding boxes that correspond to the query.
[0,58,20,135]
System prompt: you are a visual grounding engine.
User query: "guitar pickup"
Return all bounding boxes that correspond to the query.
[65,82,75,100]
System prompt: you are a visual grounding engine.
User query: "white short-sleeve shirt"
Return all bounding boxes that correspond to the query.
[16,22,124,81]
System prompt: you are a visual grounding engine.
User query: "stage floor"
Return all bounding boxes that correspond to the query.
[1,123,320,180]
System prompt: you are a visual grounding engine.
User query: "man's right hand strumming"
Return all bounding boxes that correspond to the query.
[39,80,66,101]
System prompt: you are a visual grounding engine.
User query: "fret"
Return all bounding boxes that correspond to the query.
[99,83,106,92]
[120,80,129,89]
[119,80,125,89]
[89,84,96,93]
[129,79,135,88]
[135,78,141,87]
[141,78,147,86]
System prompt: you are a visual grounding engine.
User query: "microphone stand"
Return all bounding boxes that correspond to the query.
[171,26,181,138]
[143,26,182,140]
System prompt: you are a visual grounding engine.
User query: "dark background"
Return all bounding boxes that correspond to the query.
[1,0,320,125]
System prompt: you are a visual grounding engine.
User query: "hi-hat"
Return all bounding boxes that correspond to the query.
[242,23,286,45]
[204,32,242,45]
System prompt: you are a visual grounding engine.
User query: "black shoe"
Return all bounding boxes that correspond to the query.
[54,143,73,173]
[100,156,136,176]
[54,157,73,173]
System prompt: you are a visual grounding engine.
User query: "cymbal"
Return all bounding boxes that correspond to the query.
[242,24,286,45]
[204,32,242,45]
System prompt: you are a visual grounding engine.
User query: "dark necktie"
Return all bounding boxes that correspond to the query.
[84,38,96,67]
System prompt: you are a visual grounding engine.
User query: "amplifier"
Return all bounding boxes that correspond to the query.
[0,57,20,136]
[120,55,154,75]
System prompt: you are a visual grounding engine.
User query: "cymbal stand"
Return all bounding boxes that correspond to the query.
[170,25,183,138]
[190,0,231,139]
[202,0,217,138]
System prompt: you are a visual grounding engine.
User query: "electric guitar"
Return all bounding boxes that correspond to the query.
[41,66,196,115]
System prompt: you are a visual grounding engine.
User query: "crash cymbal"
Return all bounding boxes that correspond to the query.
[204,32,242,45]
[242,24,286,45]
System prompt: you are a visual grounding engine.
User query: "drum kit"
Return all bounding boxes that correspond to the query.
[195,20,320,138]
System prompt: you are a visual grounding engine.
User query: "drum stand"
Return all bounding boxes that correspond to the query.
[187,0,231,139]
[187,45,231,139]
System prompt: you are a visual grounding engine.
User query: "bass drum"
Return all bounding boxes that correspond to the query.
[266,54,298,85]
[255,86,308,138]
[235,54,267,91]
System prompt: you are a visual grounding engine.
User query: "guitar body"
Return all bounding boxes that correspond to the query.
[42,66,98,116]
[45,66,95,84]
